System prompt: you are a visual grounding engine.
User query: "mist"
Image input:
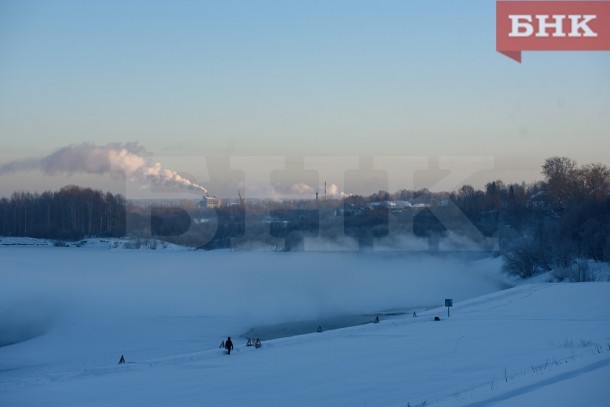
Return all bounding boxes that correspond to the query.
[0,245,511,381]
[0,247,505,341]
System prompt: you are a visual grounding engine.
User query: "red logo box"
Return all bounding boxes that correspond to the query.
[497,1,610,62]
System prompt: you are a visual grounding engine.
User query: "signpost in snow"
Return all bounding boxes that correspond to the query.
[445,298,453,317]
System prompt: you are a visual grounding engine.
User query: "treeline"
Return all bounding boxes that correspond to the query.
[0,185,126,240]
[342,157,609,277]
[1,157,608,280]
[496,157,610,278]
[179,156,608,261]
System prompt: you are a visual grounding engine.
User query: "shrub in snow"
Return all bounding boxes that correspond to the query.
[554,259,610,282]
[502,235,550,278]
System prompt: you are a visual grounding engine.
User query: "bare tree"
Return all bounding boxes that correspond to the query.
[541,156,579,208]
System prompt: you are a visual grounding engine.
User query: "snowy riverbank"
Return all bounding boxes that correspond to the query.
[1,245,608,406]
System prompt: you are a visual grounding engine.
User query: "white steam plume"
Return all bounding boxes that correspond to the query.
[0,142,208,194]
[327,183,347,197]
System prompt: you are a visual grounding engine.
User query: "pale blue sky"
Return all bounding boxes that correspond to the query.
[1,0,609,197]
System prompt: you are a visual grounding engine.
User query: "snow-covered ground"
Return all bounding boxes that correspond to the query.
[1,242,609,406]
[0,236,191,250]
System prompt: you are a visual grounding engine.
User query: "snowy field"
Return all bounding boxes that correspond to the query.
[1,241,609,406]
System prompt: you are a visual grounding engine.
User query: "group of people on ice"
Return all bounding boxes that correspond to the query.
[220,336,261,355]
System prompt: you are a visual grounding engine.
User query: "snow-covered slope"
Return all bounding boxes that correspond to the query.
[1,246,608,406]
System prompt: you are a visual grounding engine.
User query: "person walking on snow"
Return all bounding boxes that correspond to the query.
[225,336,234,355]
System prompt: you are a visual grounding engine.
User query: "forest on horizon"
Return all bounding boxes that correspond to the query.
[1,156,609,280]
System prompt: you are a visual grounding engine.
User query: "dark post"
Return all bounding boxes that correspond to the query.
[445,298,453,317]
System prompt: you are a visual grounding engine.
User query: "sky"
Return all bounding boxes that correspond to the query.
[1,0,609,199]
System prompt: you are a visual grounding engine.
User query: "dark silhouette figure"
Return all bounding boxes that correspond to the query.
[225,336,234,354]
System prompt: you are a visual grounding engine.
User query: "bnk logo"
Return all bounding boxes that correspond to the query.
[496,1,610,62]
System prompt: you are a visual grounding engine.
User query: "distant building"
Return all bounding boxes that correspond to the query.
[201,195,221,208]
[528,191,551,210]
[364,200,429,210]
